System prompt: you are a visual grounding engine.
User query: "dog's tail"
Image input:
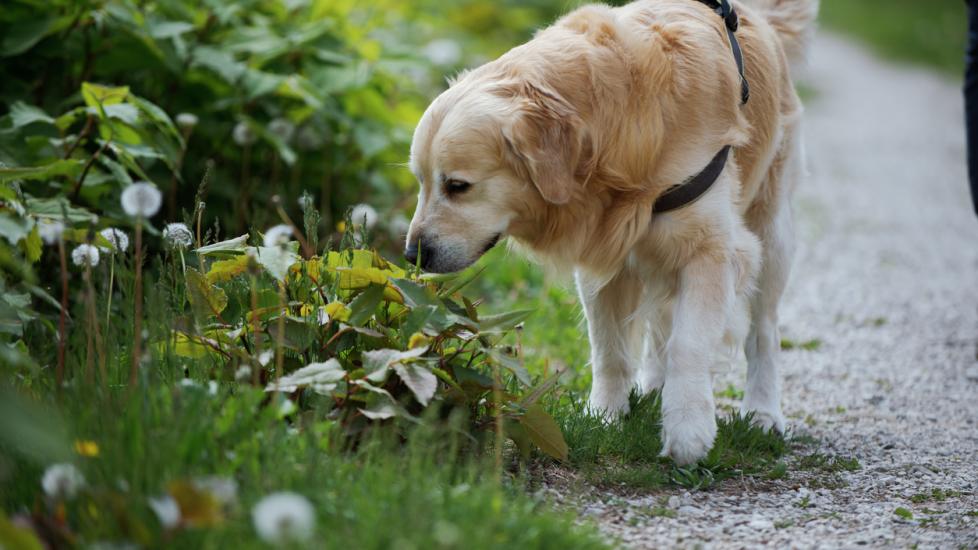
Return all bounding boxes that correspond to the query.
[743,0,820,68]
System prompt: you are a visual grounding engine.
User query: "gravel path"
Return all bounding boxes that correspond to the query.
[566,33,978,549]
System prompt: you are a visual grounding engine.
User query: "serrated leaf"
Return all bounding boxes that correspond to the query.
[186,269,228,320]
[0,160,84,183]
[361,347,427,383]
[265,359,345,394]
[393,363,438,406]
[519,404,568,462]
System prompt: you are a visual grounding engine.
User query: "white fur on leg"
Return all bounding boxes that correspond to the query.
[660,372,717,465]
[587,374,632,419]
[743,321,787,433]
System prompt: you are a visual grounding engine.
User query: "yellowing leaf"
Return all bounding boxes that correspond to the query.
[186,269,227,320]
[167,480,223,527]
[325,301,351,322]
[519,404,569,462]
[206,255,250,283]
[81,82,129,109]
[407,332,430,349]
[169,332,219,359]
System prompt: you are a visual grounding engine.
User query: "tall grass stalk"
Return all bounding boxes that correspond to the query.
[56,236,68,389]
[130,221,144,386]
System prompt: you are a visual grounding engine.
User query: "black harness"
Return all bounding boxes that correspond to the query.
[652,0,749,214]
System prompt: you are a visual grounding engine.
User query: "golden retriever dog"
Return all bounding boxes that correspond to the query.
[405,0,819,465]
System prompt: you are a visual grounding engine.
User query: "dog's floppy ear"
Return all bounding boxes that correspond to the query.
[500,82,584,205]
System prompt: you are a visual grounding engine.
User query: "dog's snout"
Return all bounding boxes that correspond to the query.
[404,237,435,270]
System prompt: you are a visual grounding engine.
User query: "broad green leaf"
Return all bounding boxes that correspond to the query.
[24,197,97,223]
[265,359,345,395]
[0,160,83,182]
[488,349,531,386]
[81,82,130,110]
[478,309,533,334]
[195,234,250,255]
[9,102,53,128]
[186,269,228,320]
[519,404,569,462]
[346,283,385,326]
[361,347,427,383]
[0,213,32,246]
[0,16,59,57]
[393,363,437,406]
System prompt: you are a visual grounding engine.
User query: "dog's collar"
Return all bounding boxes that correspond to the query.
[653,1,747,215]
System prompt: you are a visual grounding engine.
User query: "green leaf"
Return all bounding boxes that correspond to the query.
[9,102,53,128]
[361,347,427,383]
[520,404,568,462]
[0,160,84,182]
[266,359,345,395]
[893,507,913,520]
[0,213,32,246]
[488,349,531,386]
[24,197,97,223]
[0,16,59,57]
[346,283,385,326]
[195,234,250,255]
[81,82,130,110]
[478,309,533,334]
[393,362,438,406]
[186,269,228,320]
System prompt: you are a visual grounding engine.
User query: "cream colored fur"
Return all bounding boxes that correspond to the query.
[407,0,819,465]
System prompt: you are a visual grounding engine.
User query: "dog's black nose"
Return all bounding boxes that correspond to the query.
[404,242,419,265]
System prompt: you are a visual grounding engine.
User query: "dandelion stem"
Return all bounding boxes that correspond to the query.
[83,265,95,385]
[56,237,68,390]
[275,281,286,384]
[130,221,144,387]
[492,358,504,485]
[250,272,261,386]
[106,255,115,329]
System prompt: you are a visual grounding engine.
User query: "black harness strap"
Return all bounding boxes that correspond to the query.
[652,0,749,215]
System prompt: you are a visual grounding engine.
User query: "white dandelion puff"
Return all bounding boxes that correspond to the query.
[148,495,181,529]
[235,365,252,382]
[268,118,295,143]
[349,203,378,229]
[162,223,193,249]
[38,220,65,245]
[41,463,85,499]
[297,193,314,210]
[121,182,162,218]
[175,113,198,130]
[232,122,256,147]
[71,244,100,268]
[252,492,315,544]
[296,125,324,151]
[263,224,294,248]
[194,476,238,507]
[98,228,129,253]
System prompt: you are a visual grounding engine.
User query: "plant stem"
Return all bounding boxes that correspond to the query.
[493,359,504,485]
[106,255,115,329]
[275,281,286,384]
[130,221,143,386]
[84,265,95,385]
[250,272,261,386]
[56,238,68,391]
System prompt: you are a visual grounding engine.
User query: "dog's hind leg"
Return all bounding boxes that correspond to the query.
[577,267,645,419]
[742,125,803,433]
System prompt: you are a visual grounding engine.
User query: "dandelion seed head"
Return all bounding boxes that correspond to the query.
[232,122,256,147]
[38,220,65,245]
[349,203,378,230]
[175,113,199,130]
[71,244,100,268]
[235,365,252,382]
[268,118,296,143]
[162,223,193,249]
[148,495,181,529]
[98,228,129,253]
[251,492,315,544]
[41,463,85,499]
[263,224,293,248]
[296,125,324,151]
[297,193,314,210]
[121,182,162,218]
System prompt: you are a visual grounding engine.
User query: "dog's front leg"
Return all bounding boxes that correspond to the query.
[660,253,734,465]
[576,269,645,419]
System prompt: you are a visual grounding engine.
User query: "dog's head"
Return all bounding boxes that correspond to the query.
[405,75,587,273]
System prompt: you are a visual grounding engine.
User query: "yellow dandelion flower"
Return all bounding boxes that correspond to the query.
[74,440,99,457]
[336,220,347,233]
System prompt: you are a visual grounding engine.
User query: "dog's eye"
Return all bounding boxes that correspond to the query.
[444,178,472,196]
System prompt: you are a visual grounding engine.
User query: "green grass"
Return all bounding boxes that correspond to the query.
[1,384,607,549]
[555,392,788,490]
[820,0,967,76]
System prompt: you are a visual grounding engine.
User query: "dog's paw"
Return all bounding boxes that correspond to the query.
[660,405,717,466]
[587,386,631,421]
[742,405,786,434]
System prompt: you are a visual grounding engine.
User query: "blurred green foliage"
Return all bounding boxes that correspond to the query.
[820,0,967,76]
